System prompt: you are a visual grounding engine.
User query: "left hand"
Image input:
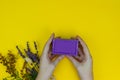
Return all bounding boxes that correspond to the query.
[36,33,64,80]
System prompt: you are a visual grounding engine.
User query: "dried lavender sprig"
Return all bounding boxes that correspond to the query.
[34,41,38,53]
[24,49,39,63]
[16,42,41,80]
[16,42,40,70]
[27,42,31,52]
[16,44,36,70]
[34,41,40,63]
[0,52,22,80]
[16,42,40,64]
[16,46,25,58]
[24,42,40,64]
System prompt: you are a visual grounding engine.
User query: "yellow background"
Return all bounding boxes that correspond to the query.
[0,0,120,80]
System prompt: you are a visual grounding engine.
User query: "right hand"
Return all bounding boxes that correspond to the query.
[67,36,93,80]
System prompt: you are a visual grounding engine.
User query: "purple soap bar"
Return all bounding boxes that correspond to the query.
[52,39,78,56]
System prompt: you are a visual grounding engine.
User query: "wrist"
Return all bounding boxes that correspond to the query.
[36,72,51,80]
[36,75,50,80]
[80,75,93,80]
[79,72,93,80]
[39,77,49,80]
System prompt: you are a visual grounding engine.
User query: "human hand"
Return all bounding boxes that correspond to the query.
[67,36,93,80]
[36,33,64,80]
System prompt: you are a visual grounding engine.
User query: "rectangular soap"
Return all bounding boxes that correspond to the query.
[52,39,78,56]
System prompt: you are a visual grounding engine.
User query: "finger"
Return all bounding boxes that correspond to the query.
[77,48,85,62]
[43,33,55,56]
[47,40,56,61]
[76,36,91,59]
[73,56,82,63]
[53,55,64,65]
[51,55,59,62]
[48,51,57,61]
[74,49,85,63]
[69,45,85,63]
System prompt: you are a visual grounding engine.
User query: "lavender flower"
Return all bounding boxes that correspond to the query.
[16,41,40,80]
[0,41,41,80]
[16,42,40,64]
